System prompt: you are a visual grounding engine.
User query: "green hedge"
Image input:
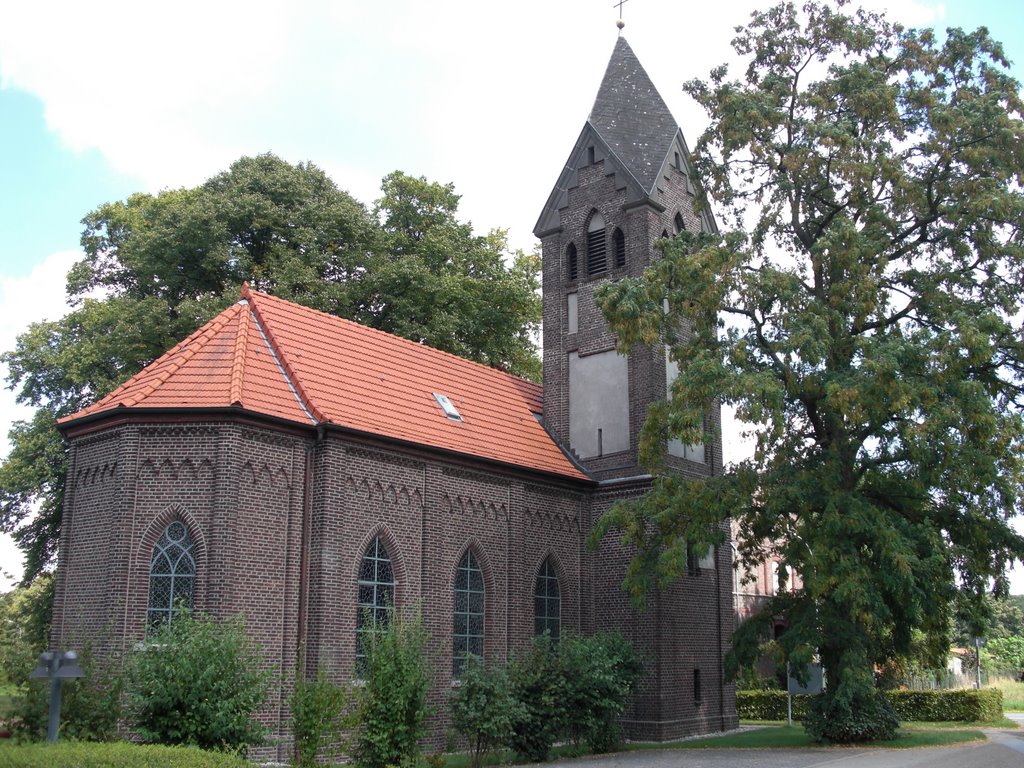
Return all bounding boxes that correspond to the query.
[736,690,813,720]
[887,689,1003,722]
[0,742,250,768]
[737,688,1003,723]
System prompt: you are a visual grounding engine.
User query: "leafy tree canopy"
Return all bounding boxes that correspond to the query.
[1,155,540,582]
[592,0,1024,741]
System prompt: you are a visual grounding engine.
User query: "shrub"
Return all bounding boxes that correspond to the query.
[13,647,123,742]
[804,689,899,743]
[450,658,520,768]
[559,633,644,753]
[887,688,1003,722]
[290,669,355,768]
[736,690,812,720]
[738,687,1004,724]
[507,637,564,763]
[351,609,431,768]
[128,612,270,753]
[0,741,250,767]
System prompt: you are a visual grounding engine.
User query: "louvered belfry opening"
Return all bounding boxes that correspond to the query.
[586,212,607,276]
[613,227,625,269]
[567,242,578,280]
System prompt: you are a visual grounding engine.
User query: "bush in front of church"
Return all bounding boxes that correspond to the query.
[351,609,431,768]
[127,612,271,753]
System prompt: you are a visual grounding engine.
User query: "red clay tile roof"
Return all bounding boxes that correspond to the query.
[61,286,588,481]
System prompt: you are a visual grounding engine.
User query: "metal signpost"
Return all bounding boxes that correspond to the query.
[29,649,85,743]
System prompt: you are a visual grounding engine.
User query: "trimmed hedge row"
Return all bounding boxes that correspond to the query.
[736,690,813,720]
[888,689,1004,722]
[0,742,251,768]
[737,688,1003,723]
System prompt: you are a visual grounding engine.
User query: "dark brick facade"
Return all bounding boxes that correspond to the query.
[53,35,738,759]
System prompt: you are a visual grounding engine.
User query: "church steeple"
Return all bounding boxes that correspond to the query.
[588,37,679,195]
[536,36,719,480]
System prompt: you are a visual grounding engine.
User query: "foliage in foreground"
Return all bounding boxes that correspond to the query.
[505,633,644,762]
[592,0,1024,744]
[450,659,521,768]
[737,687,1004,724]
[0,741,251,768]
[128,612,270,753]
[351,609,431,768]
[289,668,356,768]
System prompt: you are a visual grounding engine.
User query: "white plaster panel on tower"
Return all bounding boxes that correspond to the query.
[567,293,578,335]
[665,348,705,463]
[568,350,629,459]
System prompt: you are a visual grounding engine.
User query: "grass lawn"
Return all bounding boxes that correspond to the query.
[988,678,1024,711]
[661,725,987,750]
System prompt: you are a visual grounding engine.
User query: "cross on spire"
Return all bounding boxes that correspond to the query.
[614,0,629,32]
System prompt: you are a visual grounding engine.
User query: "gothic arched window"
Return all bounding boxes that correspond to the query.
[674,212,686,235]
[586,212,607,276]
[357,536,395,668]
[453,550,484,675]
[567,242,579,281]
[148,520,196,630]
[612,227,626,269]
[534,557,561,639]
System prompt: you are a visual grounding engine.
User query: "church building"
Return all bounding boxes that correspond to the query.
[52,37,738,757]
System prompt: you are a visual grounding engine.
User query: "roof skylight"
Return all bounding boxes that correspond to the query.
[432,393,463,421]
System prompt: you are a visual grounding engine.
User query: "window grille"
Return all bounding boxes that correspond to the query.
[613,228,626,269]
[587,212,607,276]
[148,520,196,630]
[453,550,484,675]
[357,536,395,669]
[534,557,561,639]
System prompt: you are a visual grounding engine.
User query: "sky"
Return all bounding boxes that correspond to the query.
[1,0,1023,591]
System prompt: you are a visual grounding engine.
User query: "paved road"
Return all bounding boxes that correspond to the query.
[543,724,1024,768]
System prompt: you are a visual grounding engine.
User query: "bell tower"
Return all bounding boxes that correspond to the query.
[534,36,720,481]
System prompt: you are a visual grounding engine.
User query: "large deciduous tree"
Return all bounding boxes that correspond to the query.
[1,155,540,583]
[593,0,1024,742]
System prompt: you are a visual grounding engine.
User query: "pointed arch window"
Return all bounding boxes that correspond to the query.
[453,550,485,675]
[674,212,686,235]
[586,212,607,276]
[148,520,196,630]
[566,242,579,281]
[357,536,395,668]
[534,557,561,639]
[612,227,626,269]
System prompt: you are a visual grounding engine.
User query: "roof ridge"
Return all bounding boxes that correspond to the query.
[247,292,326,425]
[247,288,542,399]
[229,301,249,406]
[120,307,241,408]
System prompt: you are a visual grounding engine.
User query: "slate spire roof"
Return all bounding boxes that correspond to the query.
[589,36,679,194]
[60,285,588,482]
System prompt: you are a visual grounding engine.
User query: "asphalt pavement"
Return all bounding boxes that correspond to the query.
[538,720,1024,768]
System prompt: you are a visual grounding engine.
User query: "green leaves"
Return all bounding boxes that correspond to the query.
[128,612,271,753]
[593,0,1024,743]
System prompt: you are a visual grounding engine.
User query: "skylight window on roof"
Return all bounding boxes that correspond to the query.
[433,393,463,422]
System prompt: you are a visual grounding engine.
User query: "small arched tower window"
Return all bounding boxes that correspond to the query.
[674,212,685,235]
[586,212,607,276]
[357,535,395,669]
[453,550,485,675]
[534,557,561,639]
[148,520,196,630]
[612,228,626,269]
[566,242,578,281]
